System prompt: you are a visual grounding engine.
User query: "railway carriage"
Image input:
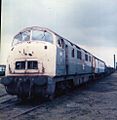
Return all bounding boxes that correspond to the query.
[1,26,106,100]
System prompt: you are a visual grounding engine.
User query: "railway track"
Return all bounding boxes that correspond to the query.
[9,104,44,120]
[0,97,47,120]
[0,96,18,110]
[0,97,16,104]
[0,100,19,110]
[0,94,16,103]
[0,93,8,97]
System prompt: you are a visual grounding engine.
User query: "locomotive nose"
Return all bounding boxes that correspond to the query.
[22,49,33,56]
[18,44,34,56]
[10,42,46,74]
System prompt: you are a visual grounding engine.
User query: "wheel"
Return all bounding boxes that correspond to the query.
[48,94,55,101]
[17,95,28,101]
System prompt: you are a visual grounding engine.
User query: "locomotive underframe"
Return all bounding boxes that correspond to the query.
[1,73,105,99]
[1,75,55,99]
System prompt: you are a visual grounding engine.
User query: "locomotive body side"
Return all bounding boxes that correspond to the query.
[55,37,94,76]
[55,35,106,86]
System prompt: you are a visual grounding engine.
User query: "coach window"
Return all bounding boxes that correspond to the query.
[77,50,82,59]
[85,54,88,61]
[72,49,75,58]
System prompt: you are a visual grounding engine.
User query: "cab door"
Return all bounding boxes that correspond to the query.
[65,45,69,75]
[56,38,65,75]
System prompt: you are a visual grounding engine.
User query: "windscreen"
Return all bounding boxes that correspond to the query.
[12,29,53,46]
[32,30,53,43]
[13,30,30,45]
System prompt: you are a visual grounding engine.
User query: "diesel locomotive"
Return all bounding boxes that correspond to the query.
[1,26,108,100]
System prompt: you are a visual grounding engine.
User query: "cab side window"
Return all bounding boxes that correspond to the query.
[58,38,64,49]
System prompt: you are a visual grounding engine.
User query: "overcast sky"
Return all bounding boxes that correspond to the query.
[1,0,117,67]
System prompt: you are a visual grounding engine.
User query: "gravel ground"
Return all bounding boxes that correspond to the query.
[0,72,117,120]
[0,77,7,95]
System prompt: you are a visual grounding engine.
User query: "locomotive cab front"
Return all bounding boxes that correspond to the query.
[1,26,57,99]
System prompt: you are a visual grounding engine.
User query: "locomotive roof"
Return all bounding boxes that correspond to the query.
[18,26,57,35]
